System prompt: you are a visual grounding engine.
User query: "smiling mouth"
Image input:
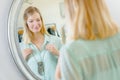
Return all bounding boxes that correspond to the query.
[33,26,39,29]
[34,27,38,29]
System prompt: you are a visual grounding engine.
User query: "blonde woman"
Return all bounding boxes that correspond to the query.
[20,6,62,80]
[55,0,120,80]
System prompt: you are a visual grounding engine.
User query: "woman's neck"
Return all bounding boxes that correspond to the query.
[32,32,45,50]
[33,32,44,40]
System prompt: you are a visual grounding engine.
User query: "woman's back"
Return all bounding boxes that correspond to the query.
[60,33,120,80]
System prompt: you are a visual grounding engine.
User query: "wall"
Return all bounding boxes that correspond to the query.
[106,0,120,26]
[0,0,26,80]
[0,0,120,80]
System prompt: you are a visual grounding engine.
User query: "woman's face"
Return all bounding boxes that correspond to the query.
[27,12,42,33]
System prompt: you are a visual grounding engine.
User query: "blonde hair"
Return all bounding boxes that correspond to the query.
[65,0,119,41]
[23,6,47,44]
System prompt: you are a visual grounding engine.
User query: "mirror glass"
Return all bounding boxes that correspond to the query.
[17,0,65,80]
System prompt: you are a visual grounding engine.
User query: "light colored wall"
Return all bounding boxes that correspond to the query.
[106,0,120,26]
[0,0,26,80]
[0,0,120,80]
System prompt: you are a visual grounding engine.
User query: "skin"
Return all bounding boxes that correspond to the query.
[27,12,42,33]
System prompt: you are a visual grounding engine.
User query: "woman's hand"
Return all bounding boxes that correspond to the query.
[22,48,33,59]
[46,44,59,56]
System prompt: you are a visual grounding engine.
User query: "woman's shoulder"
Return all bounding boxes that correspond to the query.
[59,40,87,61]
[20,41,29,46]
[108,32,120,40]
[61,32,120,53]
[45,34,61,44]
[45,34,60,40]
[63,40,86,48]
[45,34,62,48]
[60,40,87,53]
[19,41,33,49]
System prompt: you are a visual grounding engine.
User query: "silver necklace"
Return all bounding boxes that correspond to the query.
[32,41,49,75]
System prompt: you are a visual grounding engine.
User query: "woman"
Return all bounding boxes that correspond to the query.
[55,0,120,80]
[20,6,62,80]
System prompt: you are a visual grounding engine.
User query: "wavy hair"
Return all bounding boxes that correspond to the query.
[23,6,47,44]
[65,0,119,41]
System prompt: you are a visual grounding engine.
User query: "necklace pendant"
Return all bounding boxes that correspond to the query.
[37,61,44,75]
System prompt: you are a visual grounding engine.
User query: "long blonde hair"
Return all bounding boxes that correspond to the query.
[65,0,118,41]
[23,6,47,44]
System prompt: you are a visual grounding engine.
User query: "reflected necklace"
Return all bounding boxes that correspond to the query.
[32,50,44,75]
[32,41,49,75]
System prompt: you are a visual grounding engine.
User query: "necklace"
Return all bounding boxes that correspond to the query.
[32,51,44,75]
[32,41,49,75]
[32,36,44,50]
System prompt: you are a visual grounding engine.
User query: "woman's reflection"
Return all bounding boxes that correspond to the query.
[20,6,62,80]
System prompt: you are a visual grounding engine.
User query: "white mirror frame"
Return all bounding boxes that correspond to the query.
[8,0,40,80]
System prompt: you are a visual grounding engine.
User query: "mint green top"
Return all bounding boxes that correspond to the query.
[20,35,62,80]
[59,33,120,80]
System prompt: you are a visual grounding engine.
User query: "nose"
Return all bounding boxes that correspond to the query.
[33,21,39,26]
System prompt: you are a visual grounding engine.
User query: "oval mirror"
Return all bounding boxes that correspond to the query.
[8,0,64,80]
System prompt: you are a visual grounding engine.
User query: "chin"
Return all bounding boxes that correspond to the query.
[33,30,40,33]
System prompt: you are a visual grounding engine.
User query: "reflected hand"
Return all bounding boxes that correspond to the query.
[46,44,59,56]
[22,48,33,59]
